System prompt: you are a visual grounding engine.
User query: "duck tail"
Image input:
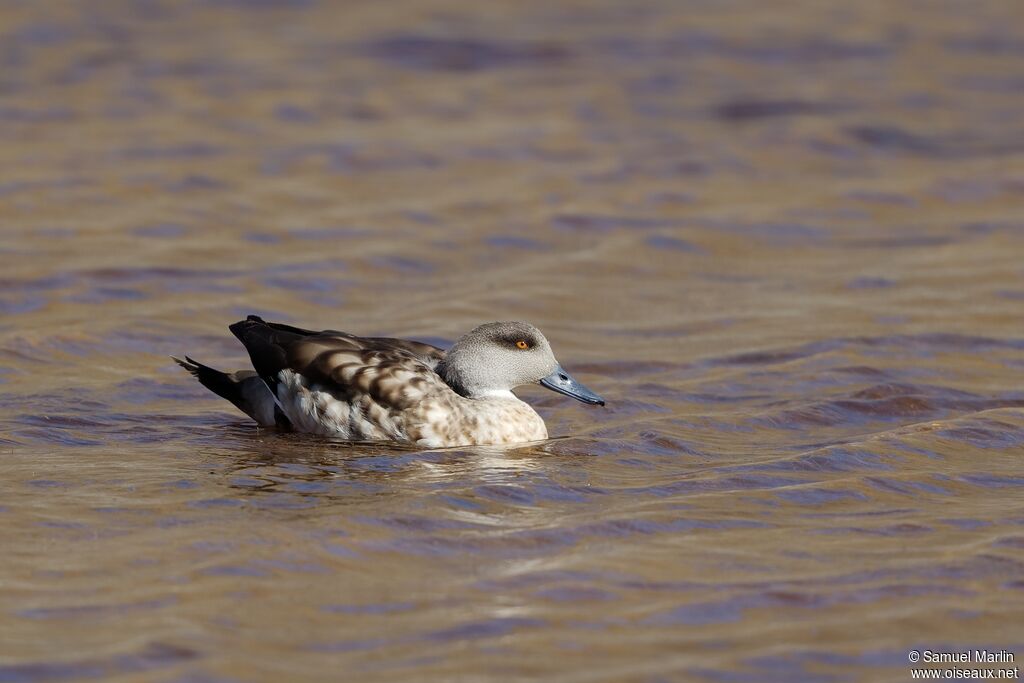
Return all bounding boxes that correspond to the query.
[172,355,285,428]
[172,355,236,400]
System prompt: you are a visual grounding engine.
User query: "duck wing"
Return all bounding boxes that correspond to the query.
[229,315,450,410]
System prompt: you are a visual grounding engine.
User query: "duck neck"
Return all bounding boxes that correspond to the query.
[473,388,518,401]
[437,359,517,401]
[436,359,467,397]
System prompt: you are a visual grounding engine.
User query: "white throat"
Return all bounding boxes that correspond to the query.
[475,389,519,400]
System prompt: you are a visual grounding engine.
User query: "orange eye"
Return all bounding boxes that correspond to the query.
[516,340,529,349]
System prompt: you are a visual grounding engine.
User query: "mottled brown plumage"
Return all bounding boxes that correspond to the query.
[175,316,604,447]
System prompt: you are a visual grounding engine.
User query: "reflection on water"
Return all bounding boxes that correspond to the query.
[2,0,1024,680]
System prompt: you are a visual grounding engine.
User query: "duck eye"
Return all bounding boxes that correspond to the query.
[516,340,529,349]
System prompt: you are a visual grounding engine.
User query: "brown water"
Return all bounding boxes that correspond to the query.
[3,1,1024,681]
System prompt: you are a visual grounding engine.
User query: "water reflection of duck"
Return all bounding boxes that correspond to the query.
[174,315,604,447]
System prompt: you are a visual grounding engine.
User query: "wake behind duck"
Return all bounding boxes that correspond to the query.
[174,316,604,447]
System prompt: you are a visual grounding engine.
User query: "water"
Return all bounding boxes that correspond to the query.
[2,1,1024,681]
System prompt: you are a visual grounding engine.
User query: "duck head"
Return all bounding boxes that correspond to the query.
[439,321,605,405]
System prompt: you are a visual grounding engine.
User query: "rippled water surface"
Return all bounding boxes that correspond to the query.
[3,1,1024,681]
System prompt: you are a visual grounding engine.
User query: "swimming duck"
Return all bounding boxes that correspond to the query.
[174,316,604,447]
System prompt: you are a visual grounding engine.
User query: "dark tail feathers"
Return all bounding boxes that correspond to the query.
[172,355,286,428]
[173,355,241,404]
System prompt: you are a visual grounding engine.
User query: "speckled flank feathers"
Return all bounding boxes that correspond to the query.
[278,368,547,446]
[176,316,601,447]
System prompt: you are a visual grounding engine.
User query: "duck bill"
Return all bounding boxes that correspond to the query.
[539,365,605,406]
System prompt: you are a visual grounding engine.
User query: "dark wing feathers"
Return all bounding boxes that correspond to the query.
[228,317,298,389]
[363,337,446,369]
[229,316,448,406]
[234,315,344,338]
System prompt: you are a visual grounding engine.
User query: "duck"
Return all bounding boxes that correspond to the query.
[173,315,604,447]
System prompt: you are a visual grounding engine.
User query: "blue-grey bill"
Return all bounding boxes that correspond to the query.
[539,365,605,406]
